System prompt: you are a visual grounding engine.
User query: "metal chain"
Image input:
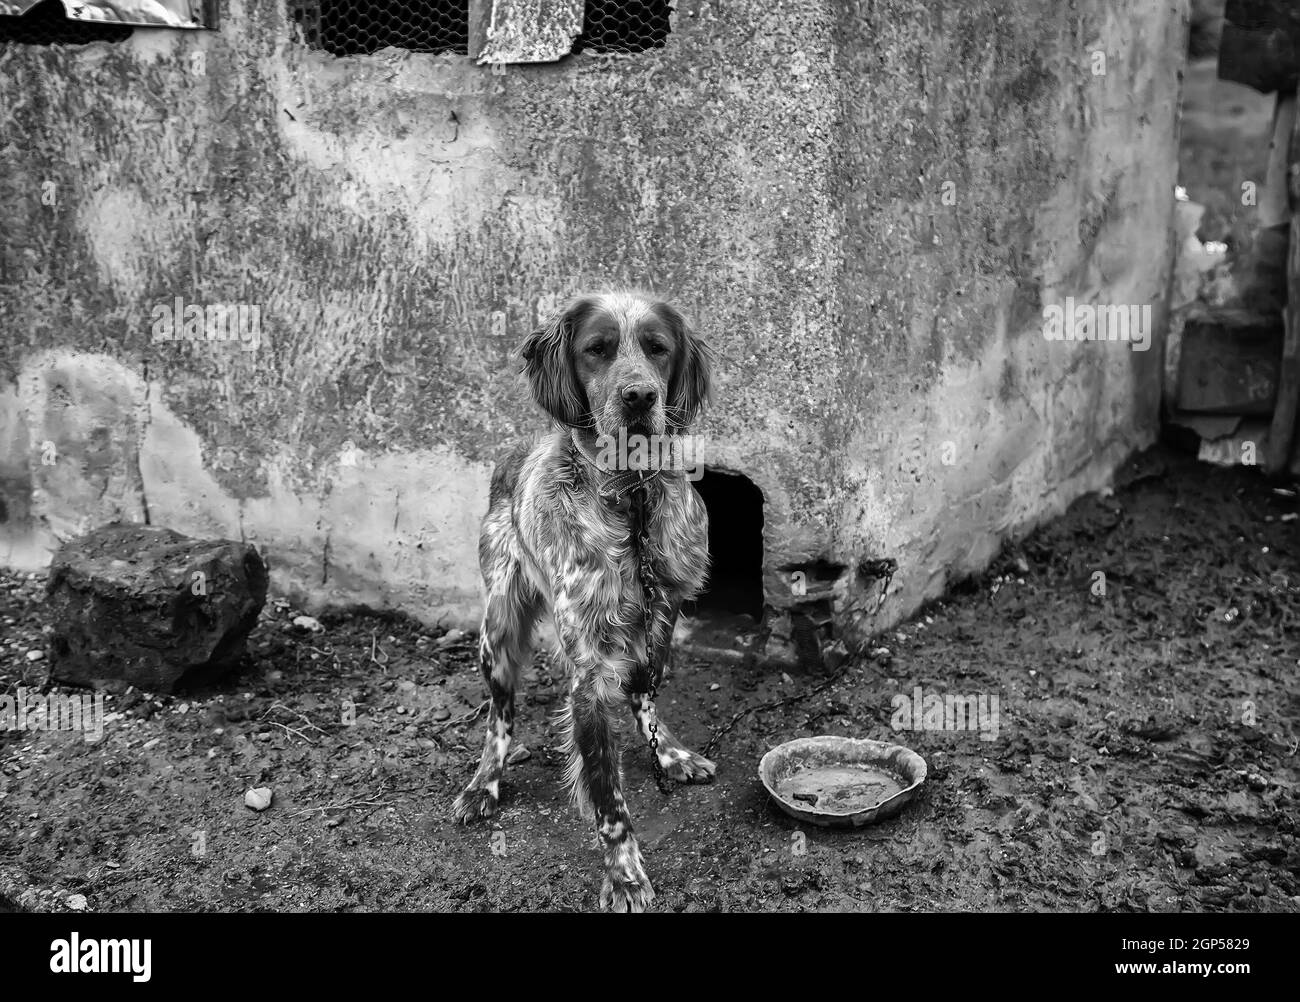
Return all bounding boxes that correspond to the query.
[631,476,673,795]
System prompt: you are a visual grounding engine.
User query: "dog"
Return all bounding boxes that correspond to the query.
[451,290,717,911]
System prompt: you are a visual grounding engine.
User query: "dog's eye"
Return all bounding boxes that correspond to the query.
[647,342,669,356]
[586,343,606,356]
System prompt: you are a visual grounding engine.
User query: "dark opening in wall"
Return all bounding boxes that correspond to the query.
[290,1,468,57]
[575,0,673,54]
[690,470,764,620]
[0,1,132,45]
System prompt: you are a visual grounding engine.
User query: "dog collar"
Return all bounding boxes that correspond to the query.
[569,430,663,510]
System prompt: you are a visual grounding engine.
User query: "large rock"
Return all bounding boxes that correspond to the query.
[45,523,267,693]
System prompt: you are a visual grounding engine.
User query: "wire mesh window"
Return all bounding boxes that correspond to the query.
[290,1,673,58]
[575,0,672,55]
[0,0,133,45]
[290,1,469,56]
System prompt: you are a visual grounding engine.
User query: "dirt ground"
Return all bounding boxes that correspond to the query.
[1,446,1298,913]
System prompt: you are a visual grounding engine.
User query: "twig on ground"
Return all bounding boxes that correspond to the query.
[264,721,316,743]
[288,799,389,819]
[370,630,390,671]
[429,699,489,734]
[259,701,326,743]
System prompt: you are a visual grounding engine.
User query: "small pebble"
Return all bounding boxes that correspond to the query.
[292,615,324,633]
[66,894,87,911]
[507,745,531,765]
[141,738,161,751]
[244,787,273,812]
[432,707,451,722]
[25,649,44,662]
[436,629,465,648]
[709,682,720,691]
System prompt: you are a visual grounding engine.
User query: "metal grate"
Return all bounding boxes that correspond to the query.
[576,0,672,54]
[290,1,468,57]
[0,0,132,45]
[290,2,672,59]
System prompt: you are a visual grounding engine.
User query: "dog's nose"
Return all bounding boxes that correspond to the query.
[621,384,658,410]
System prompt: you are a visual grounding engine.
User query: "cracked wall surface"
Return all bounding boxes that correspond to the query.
[0,0,1187,640]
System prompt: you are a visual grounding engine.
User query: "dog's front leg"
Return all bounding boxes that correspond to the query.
[572,675,653,912]
[629,691,718,784]
[628,603,717,784]
[556,616,654,912]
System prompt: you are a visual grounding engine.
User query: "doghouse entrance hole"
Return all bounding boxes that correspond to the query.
[691,470,765,620]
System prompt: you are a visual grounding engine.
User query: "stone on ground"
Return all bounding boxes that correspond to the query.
[45,522,267,693]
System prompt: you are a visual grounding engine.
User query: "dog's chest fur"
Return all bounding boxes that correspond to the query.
[503,434,709,627]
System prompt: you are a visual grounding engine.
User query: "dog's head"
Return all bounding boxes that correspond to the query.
[521,291,712,437]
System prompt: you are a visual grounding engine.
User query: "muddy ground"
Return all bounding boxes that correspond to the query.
[1,446,1298,912]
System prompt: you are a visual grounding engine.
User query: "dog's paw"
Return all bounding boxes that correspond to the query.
[599,838,655,912]
[452,783,498,824]
[659,747,717,784]
[600,870,656,913]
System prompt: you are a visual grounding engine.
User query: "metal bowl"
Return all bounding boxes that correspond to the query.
[758,735,927,828]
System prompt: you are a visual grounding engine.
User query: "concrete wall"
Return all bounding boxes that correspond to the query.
[0,0,1187,642]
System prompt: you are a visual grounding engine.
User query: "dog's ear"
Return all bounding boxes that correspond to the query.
[658,302,713,430]
[520,297,595,428]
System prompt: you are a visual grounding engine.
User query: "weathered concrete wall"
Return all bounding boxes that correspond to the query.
[0,0,1187,641]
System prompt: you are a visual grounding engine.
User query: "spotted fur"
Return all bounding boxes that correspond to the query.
[451,291,717,912]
